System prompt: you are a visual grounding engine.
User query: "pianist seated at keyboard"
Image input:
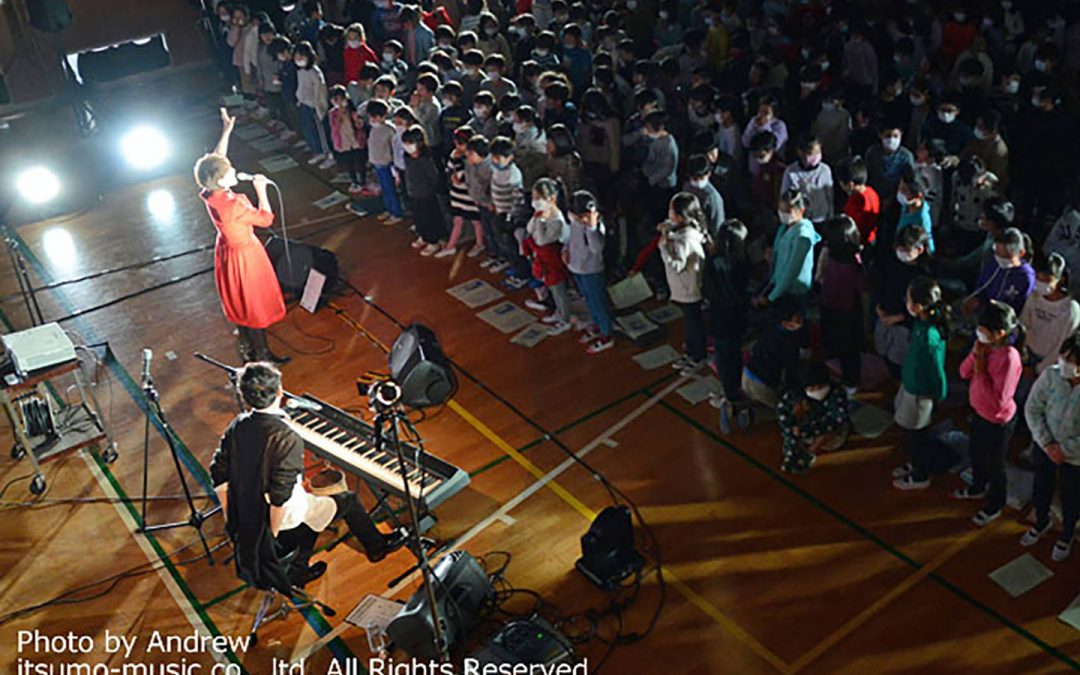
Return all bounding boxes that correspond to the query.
[210,362,406,586]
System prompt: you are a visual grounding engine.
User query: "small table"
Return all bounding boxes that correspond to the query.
[2,358,117,494]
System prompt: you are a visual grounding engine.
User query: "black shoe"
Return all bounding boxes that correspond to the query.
[289,561,327,587]
[367,529,408,563]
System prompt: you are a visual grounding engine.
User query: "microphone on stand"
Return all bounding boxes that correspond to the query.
[141,348,153,388]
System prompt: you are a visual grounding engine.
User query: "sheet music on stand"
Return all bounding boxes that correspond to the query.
[346,594,405,656]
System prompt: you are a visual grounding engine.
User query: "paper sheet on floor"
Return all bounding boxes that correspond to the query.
[850,403,893,438]
[234,124,270,140]
[510,323,548,348]
[989,553,1053,598]
[1006,463,1034,511]
[1059,592,1080,632]
[249,135,287,152]
[259,154,299,173]
[646,303,682,324]
[313,191,350,210]
[221,93,246,108]
[632,344,680,370]
[677,376,723,405]
[614,311,660,342]
[607,273,652,310]
[331,172,352,184]
[447,278,504,308]
[477,302,536,334]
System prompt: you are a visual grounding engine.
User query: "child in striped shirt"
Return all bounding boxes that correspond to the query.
[435,128,485,259]
[489,136,528,281]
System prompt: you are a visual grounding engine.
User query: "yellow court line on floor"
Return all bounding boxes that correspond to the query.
[785,524,991,674]
[446,398,790,673]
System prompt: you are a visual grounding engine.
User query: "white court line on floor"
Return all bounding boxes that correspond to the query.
[291,375,689,663]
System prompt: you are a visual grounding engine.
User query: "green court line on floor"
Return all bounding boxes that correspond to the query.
[4,225,356,667]
[467,371,678,480]
[651,395,1080,672]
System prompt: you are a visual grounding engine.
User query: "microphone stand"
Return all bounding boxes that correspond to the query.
[136,351,221,563]
[370,381,449,663]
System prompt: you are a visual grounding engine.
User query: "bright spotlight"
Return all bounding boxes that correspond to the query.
[121,125,170,170]
[147,189,175,219]
[16,166,61,204]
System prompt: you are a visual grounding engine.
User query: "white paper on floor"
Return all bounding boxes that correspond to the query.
[646,304,682,324]
[677,376,723,405]
[1059,592,1080,632]
[259,154,299,173]
[234,124,270,140]
[477,301,536,334]
[989,553,1053,598]
[632,344,680,370]
[249,136,287,152]
[221,93,246,108]
[510,323,548,348]
[447,278,504,308]
[850,403,894,438]
[614,311,660,341]
[1006,463,1034,511]
[607,273,652,310]
[313,191,350,210]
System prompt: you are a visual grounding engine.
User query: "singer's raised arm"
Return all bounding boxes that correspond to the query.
[214,107,236,157]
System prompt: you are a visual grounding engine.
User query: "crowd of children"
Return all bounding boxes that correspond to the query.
[210,0,1080,559]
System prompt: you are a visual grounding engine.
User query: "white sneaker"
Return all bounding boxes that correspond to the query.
[293,139,308,149]
[318,156,336,170]
[384,216,402,225]
[279,131,297,141]
[891,462,914,479]
[1052,536,1074,562]
[348,183,364,194]
[524,299,548,312]
[892,474,930,490]
[420,243,440,256]
[547,320,572,336]
[411,237,426,249]
[971,509,1001,527]
[541,313,562,324]
[479,257,498,268]
[488,260,510,273]
[434,247,457,259]
[1020,521,1052,547]
[586,337,614,354]
[307,154,325,165]
[467,244,485,258]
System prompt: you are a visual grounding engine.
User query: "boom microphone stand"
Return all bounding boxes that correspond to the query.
[368,380,449,663]
[136,349,220,562]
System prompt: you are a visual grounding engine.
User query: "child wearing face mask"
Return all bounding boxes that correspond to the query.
[776,363,850,474]
[566,191,615,354]
[964,227,1035,316]
[749,131,787,221]
[660,193,710,375]
[741,95,788,174]
[837,157,880,245]
[818,216,867,394]
[780,136,834,224]
[742,298,806,411]
[479,54,516,102]
[892,277,950,491]
[458,49,485,107]
[811,91,851,165]
[865,125,915,207]
[1021,253,1080,374]
[379,41,411,94]
[327,85,367,194]
[913,138,946,230]
[683,155,725,239]
[522,178,573,336]
[874,226,932,378]
[436,128,485,259]
[466,91,499,140]
[1022,331,1080,562]
[893,172,934,253]
[293,42,335,169]
[402,126,447,256]
[755,190,821,307]
[342,23,377,84]
[949,155,1000,252]
[954,301,1024,525]
[365,100,403,223]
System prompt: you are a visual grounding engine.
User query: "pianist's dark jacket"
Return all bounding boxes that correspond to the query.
[209,411,303,588]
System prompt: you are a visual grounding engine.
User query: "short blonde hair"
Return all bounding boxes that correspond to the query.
[194,153,231,191]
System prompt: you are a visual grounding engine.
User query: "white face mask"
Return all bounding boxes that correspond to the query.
[777,210,797,225]
[1035,280,1055,296]
[973,127,990,140]
[691,177,709,188]
[1034,59,1048,73]
[1005,79,1020,94]
[882,135,901,151]
[976,328,993,345]
[532,198,548,212]
[896,247,919,263]
[1059,358,1080,379]
[535,48,550,57]
[295,59,308,68]
[805,387,829,401]
[995,254,1017,269]
[383,52,395,63]
[938,111,957,124]
[403,142,418,154]
[347,39,361,48]
[513,122,526,133]
[473,106,487,119]
[1031,96,1044,108]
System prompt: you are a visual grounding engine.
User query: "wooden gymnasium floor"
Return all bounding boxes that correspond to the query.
[1,73,1079,675]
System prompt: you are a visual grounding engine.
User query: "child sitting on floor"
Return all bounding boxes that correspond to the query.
[776,363,850,474]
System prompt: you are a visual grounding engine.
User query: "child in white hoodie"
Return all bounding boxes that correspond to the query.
[660,192,709,375]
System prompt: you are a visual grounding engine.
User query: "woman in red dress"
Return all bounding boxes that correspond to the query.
[194,108,288,364]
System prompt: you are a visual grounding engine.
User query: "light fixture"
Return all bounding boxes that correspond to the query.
[121,125,170,170]
[16,166,61,204]
[147,189,175,220]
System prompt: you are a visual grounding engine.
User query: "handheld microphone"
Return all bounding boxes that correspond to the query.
[284,397,322,412]
[236,172,256,182]
[141,349,153,387]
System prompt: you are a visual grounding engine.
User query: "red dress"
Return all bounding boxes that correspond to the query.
[201,189,286,329]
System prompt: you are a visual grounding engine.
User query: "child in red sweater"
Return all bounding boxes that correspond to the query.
[837,156,880,245]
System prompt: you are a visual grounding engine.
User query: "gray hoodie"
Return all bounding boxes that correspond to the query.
[566,215,606,275]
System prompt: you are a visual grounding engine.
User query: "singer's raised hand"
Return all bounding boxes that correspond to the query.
[220,107,236,133]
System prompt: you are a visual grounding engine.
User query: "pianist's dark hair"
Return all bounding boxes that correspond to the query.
[238,362,282,409]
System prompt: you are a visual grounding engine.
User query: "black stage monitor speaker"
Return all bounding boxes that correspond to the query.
[385,551,494,659]
[265,236,339,305]
[470,616,576,666]
[575,505,644,590]
[27,0,72,33]
[389,324,456,408]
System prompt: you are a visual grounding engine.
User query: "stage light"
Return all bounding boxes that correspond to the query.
[121,125,170,170]
[16,166,61,204]
[147,189,175,220]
